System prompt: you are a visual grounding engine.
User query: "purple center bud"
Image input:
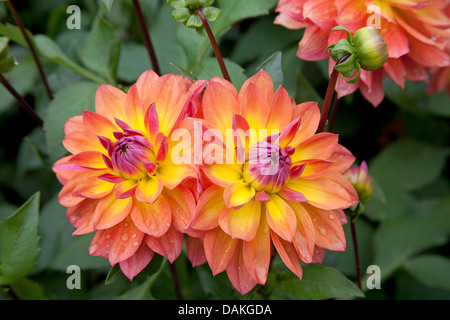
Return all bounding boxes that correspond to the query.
[243,141,293,193]
[111,133,154,180]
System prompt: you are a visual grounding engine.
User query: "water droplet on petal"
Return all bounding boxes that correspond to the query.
[122,234,129,242]
[106,233,111,239]
[132,241,139,247]
[124,222,129,227]
[131,233,137,239]
[329,214,335,220]
[318,226,327,236]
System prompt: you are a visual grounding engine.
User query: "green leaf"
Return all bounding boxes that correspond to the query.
[0,192,40,285]
[103,0,114,11]
[49,234,109,271]
[9,277,50,300]
[365,139,450,220]
[80,12,121,84]
[403,255,450,293]
[0,23,35,48]
[33,34,107,84]
[193,57,247,89]
[370,197,450,282]
[0,36,9,60]
[0,55,14,74]
[255,51,283,89]
[296,69,323,105]
[170,62,198,81]
[114,258,167,300]
[275,264,364,300]
[44,81,99,163]
[0,47,38,115]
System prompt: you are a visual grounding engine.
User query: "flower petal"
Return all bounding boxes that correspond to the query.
[119,243,154,281]
[135,176,164,204]
[108,216,145,266]
[219,197,261,241]
[69,151,107,169]
[226,246,258,295]
[289,102,320,146]
[288,201,315,263]
[303,203,346,251]
[297,25,330,61]
[266,194,297,242]
[93,192,133,229]
[162,185,196,233]
[270,230,303,279]
[95,84,127,122]
[223,181,255,209]
[290,132,338,163]
[201,164,243,188]
[204,228,240,275]
[190,185,224,231]
[72,175,114,199]
[266,86,293,134]
[144,225,183,263]
[186,236,207,267]
[243,212,271,285]
[130,196,171,237]
[202,81,240,135]
[156,159,197,190]
[286,174,355,210]
[83,110,118,141]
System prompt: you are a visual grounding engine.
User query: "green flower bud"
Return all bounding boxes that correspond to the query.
[172,8,190,23]
[327,26,388,83]
[352,27,389,71]
[167,0,221,31]
[202,6,221,22]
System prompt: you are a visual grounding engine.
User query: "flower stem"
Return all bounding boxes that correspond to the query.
[317,54,350,133]
[131,0,161,76]
[169,262,183,300]
[350,218,362,293]
[0,74,43,128]
[6,0,53,100]
[195,9,231,83]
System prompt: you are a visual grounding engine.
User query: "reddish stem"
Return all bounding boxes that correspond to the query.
[0,74,43,128]
[350,218,362,293]
[6,0,53,100]
[131,0,161,75]
[316,54,350,133]
[196,9,231,83]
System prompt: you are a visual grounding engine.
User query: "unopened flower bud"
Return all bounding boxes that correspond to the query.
[327,26,389,83]
[352,27,389,71]
[167,0,221,31]
[344,161,373,204]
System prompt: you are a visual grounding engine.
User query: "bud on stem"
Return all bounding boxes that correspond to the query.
[326,26,389,83]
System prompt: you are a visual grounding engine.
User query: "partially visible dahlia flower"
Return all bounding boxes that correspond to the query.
[275,0,450,106]
[53,71,198,280]
[186,70,359,294]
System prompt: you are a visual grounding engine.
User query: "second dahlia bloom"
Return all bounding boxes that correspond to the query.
[275,0,450,106]
[186,71,359,294]
[53,71,197,280]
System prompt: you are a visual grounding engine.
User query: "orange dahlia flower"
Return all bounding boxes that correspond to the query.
[186,70,359,294]
[275,0,450,106]
[53,71,198,280]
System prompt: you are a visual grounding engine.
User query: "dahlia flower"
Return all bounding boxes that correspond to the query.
[53,70,198,280]
[186,70,359,294]
[275,0,450,106]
